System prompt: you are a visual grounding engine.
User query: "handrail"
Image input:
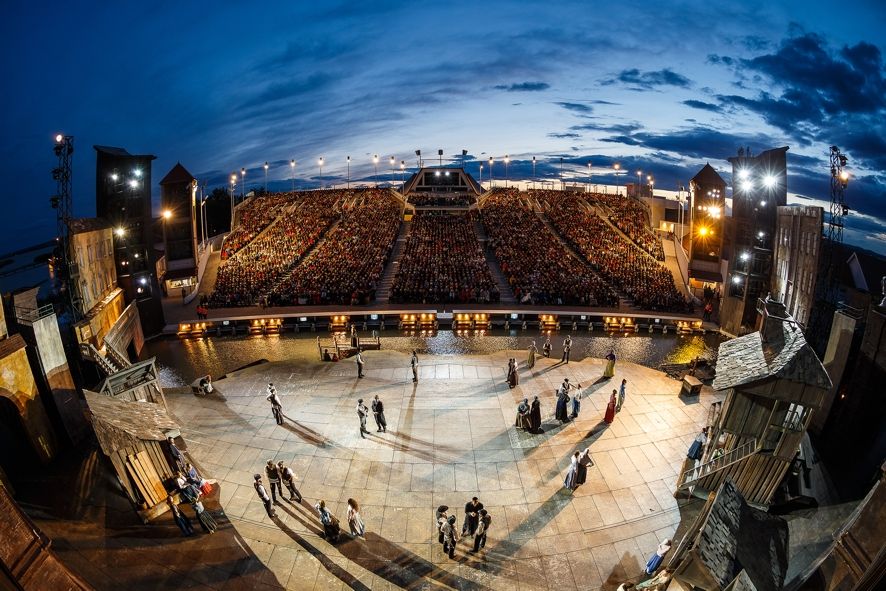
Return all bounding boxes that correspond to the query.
[14,303,55,324]
[678,438,758,489]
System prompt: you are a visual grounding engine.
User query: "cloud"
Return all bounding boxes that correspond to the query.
[599,125,777,160]
[603,68,692,89]
[682,99,723,113]
[547,132,580,139]
[555,101,593,113]
[569,121,642,134]
[493,81,550,92]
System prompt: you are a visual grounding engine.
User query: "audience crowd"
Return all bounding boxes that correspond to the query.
[270,190,402,306]
[390,211,500,304]
[209,191,341,307]
[590,192,665,260]
[481,190,618,307]
[220,193,295,260]
[543,194,688,311]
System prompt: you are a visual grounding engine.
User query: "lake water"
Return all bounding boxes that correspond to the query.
[142,330,724,387]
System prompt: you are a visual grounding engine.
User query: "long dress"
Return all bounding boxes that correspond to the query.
[564,456,580,490]
[347,507,365,537]
[508,364,519,388]
[576,449,592,485]
[687,433,707,460]
[604,392,617,424]
[603,352,616,378]
[529,399,542,433]
[193,501,217,533]
[555,391,570,422]
[527,345,537,369]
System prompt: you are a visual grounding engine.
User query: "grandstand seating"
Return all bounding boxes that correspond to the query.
[269,190,402,306]
[221,193,295,260]
[389,211,499,304]
[480,189,618,307]
[589,192,665,260]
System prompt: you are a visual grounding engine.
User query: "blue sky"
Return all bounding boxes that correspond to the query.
[3,0,885,254]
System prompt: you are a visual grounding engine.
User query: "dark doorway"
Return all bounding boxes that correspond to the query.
[0,397,38,477]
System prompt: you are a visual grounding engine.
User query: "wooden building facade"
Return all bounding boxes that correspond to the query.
[676,296,831,506]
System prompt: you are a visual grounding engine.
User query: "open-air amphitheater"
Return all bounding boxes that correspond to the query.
[204,167,693,319]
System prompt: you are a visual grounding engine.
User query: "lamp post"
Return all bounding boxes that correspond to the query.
[400,160,405,188]
[560,157,564,190]
[532,156,536,190]
[240,168,246,199]
[588,162,593,193]
[162,209,172,260]
[613,163,621,196]
[390,156,395,186]
[636,170,642,197]
[263,162,269,192]
[648,175,654,197]
[488,157,494,187]
[504,155,510,188]
[479,163,483,187]
[229,173,237,231]
[373,154,379,187]
[290,160,296,192]
[347,156,350,189]
[318,157,324,189]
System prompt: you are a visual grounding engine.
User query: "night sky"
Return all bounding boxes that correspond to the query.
[3,1,885,255]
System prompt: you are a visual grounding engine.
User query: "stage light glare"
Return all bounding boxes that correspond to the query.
[763,175,776,188]
[740,252,749,261]
[738,169,749,181]
[760,201,767,207]
[698,226,709,237]
[115,227,125,237]
[742,180,753,192]
[732,276,742,284]
[128,179,139,188]
[133,169,142,178]
[110,173,118,181]
[55,134,63,143]
[163,209,172,219]
[839,170,849,182]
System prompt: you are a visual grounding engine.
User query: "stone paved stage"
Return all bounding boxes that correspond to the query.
[165,350,721,590]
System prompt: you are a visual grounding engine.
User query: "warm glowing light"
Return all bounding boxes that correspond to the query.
[115,227,125,237]
[839,170,849,182]
[163,209,172,219]
[55,134,63,143]
[504,155,510,163]
[373,154,379,164]
[758,231,765,238]
[698,226,709,237]
[613,163,621,171]
[290,159,295,168]
[319,157,324,165]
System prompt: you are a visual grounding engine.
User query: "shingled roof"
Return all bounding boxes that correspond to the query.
[85,390,178,441]
[695,479,788,591]
[712,297,831,392]
[691,163,726,187]
[159,162,195,185]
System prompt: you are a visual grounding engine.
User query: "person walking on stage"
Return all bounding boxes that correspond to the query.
[506,358,518,388]
[167,495,194,536]
[556,386,571,423]
[603,349,617,378]
[527,341,537,369]
[542,336,552,358]
[564,451,580,490]
[516,398,532,431]
[570,383,583,419]
[254,474,276,518]
[472,509,491,552]
[346,498,365,538]
[441,515,459,559]
[265,459,282,504]
[529,395,542,433]
[266,383,284,425]
[562,335,573,363]
[687,427,708,461]
[604,389,617,424]
[436,505,449,545]
[617,378,627,412]
[644,539,672,575]
[371,395,387,433]
[462,497,484,536]
[357,398,370,438]
[410,350,419,383]
[277,461,303,503]
[576,447,592,486]
[315,500,341,542]
[355,348,365,378]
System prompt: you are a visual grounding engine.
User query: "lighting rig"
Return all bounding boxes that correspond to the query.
[51,133,82,320]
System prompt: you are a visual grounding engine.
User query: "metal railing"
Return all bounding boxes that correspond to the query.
[677,438,758,490]
[15,304,55,324]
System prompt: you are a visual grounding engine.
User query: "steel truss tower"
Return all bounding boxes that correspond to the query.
[51,134,82,320]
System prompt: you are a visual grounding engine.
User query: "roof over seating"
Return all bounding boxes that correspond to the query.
[402,167,483,196]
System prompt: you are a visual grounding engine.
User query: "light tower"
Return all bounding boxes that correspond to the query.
[51,133,81,319]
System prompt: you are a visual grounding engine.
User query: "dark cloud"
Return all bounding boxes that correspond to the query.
[569,121,642,134]
[682,99,723,113]
[710,31,886,171]
[603,68,692,89]
[548,132,581,139]
[493,81,550,92]
[599,126,777,160]
[555,102,593,113]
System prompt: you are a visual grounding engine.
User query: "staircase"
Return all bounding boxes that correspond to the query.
[473,219,516,304]
[79,343,122,376]
[676,438,759,490]
[374,220,411,303]
[104,342,132,369]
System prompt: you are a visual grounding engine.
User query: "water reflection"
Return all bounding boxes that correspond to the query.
[141,330,724,387]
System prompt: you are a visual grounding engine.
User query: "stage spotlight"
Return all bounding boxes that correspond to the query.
[742,180,753,192]
[738,169,749,181]
[763,175,776,188]
[115,227,126,237]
